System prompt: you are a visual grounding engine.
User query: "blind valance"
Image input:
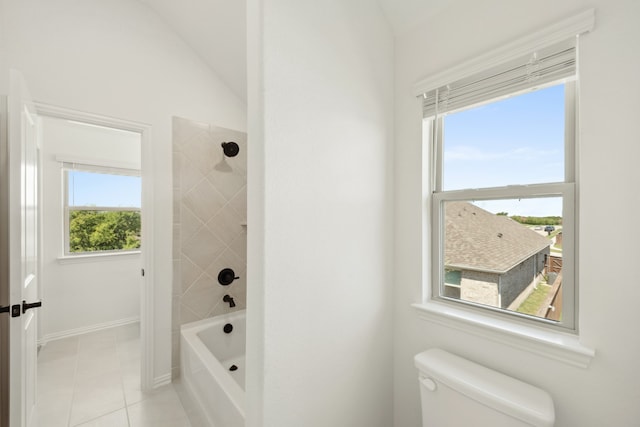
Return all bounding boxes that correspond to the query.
[61,162,140,177]
[422,37,577,118]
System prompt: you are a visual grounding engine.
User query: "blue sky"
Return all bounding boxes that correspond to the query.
[442,84,565,217]
[68,171,141,208]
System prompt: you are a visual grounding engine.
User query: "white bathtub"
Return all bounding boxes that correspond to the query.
[181,310,246,427]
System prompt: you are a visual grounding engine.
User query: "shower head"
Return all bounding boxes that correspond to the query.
[221,141,240,157]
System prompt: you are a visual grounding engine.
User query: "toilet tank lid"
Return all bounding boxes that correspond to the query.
[415,349,555,427]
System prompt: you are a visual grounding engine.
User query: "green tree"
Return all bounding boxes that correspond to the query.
[509,215,562,226]
[69,210,141,252]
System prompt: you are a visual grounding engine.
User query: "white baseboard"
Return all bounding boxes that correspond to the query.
[153,373,172,388]
[38,316,140,345]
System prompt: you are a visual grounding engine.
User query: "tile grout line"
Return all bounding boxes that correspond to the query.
[66,337,80,427]
[115,331,133,427]
[70,329,126,426]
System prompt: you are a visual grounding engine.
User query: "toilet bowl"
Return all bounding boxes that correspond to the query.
[415,349,554,427]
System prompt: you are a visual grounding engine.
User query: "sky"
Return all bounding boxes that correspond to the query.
[68,170,141,208]
[442,83,565,217]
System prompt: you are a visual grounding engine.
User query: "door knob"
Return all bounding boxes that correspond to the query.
[22,300,42,314]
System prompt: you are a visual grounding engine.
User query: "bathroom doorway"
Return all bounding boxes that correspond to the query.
[33,105,154,424]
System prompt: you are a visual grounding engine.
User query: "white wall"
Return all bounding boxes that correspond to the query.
[394,1,640,426]
[41,117,141,168]
[1,0,246,383]
[39,116,142,340]
[246,0,394,425]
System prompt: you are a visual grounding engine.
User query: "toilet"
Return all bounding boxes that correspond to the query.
[415,349,555,427]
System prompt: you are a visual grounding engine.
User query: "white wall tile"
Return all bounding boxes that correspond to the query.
[205,167,247,201]
[206,205,244,245]
[181,228,226,271]
[179,207,204,245]
[180,256,203,294]
[205,249,245,285]
[182,180,226,222]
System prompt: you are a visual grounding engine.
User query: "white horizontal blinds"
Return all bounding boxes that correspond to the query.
[62,161,140,177]
[422,37,576,118]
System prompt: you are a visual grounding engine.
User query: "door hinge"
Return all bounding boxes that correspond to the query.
[0,304,22,317]
[141,268,145,277]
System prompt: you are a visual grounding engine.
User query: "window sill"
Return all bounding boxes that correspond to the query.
[412,301,595,368]
[57,250,141,264]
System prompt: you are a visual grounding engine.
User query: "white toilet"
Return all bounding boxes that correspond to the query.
[415,349,555,427]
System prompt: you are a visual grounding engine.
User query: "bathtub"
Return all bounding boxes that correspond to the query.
[181,310,246,427]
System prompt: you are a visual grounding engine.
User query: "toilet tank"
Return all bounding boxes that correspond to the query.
[415,349,554,427]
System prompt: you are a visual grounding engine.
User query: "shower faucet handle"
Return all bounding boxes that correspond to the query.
[218,268,239,286]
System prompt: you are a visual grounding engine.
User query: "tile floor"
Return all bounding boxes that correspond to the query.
[36,323,198,427]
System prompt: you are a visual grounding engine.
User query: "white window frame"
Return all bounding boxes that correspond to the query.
[412,9,596,368]
[430,81,577,332]
[63,162,141,256]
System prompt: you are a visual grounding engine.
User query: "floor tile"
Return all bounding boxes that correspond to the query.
[127,386,192,427]
[35,389,73,427]
[69,379,126,425]
[38,358,76,395]
[77,329,117,353]
[75,348,121,378]
[117,339,140,362]
[73,408,129,427]
[38,336,79,364]
[37,323,195,427]
[122,372,144,406]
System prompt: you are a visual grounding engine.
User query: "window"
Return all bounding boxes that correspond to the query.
[63,163,141,255]
[443,269,462,299]
[424,38,578,331]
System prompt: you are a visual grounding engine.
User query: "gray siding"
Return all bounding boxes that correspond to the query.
[457,247,550,309]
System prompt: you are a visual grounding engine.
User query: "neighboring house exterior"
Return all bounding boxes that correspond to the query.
[444,201,551,309]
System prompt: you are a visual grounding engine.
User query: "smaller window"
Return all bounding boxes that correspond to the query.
[443,269,462,299]
[63,164,141,255]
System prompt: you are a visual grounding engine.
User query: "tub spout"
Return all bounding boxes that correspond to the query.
[223,294,236,308]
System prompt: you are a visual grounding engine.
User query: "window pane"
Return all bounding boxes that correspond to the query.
[443,84,565,191]
[68,170,141,208]
[69,210,141,253]
[442,197,562,321]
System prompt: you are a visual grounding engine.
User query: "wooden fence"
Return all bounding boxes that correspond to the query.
[546,255,562,274]
[536,271,562,321]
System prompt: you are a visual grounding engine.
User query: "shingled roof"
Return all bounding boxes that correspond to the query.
[445,201,551,274]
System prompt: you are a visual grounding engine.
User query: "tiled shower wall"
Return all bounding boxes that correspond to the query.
[172,116,247,376]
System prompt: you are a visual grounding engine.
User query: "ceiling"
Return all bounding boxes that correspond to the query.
[377,0,452,35]
[140,0,451,102]
[140,0,247,101]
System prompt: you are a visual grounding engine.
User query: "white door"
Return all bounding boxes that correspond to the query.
[7,69,41,427]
